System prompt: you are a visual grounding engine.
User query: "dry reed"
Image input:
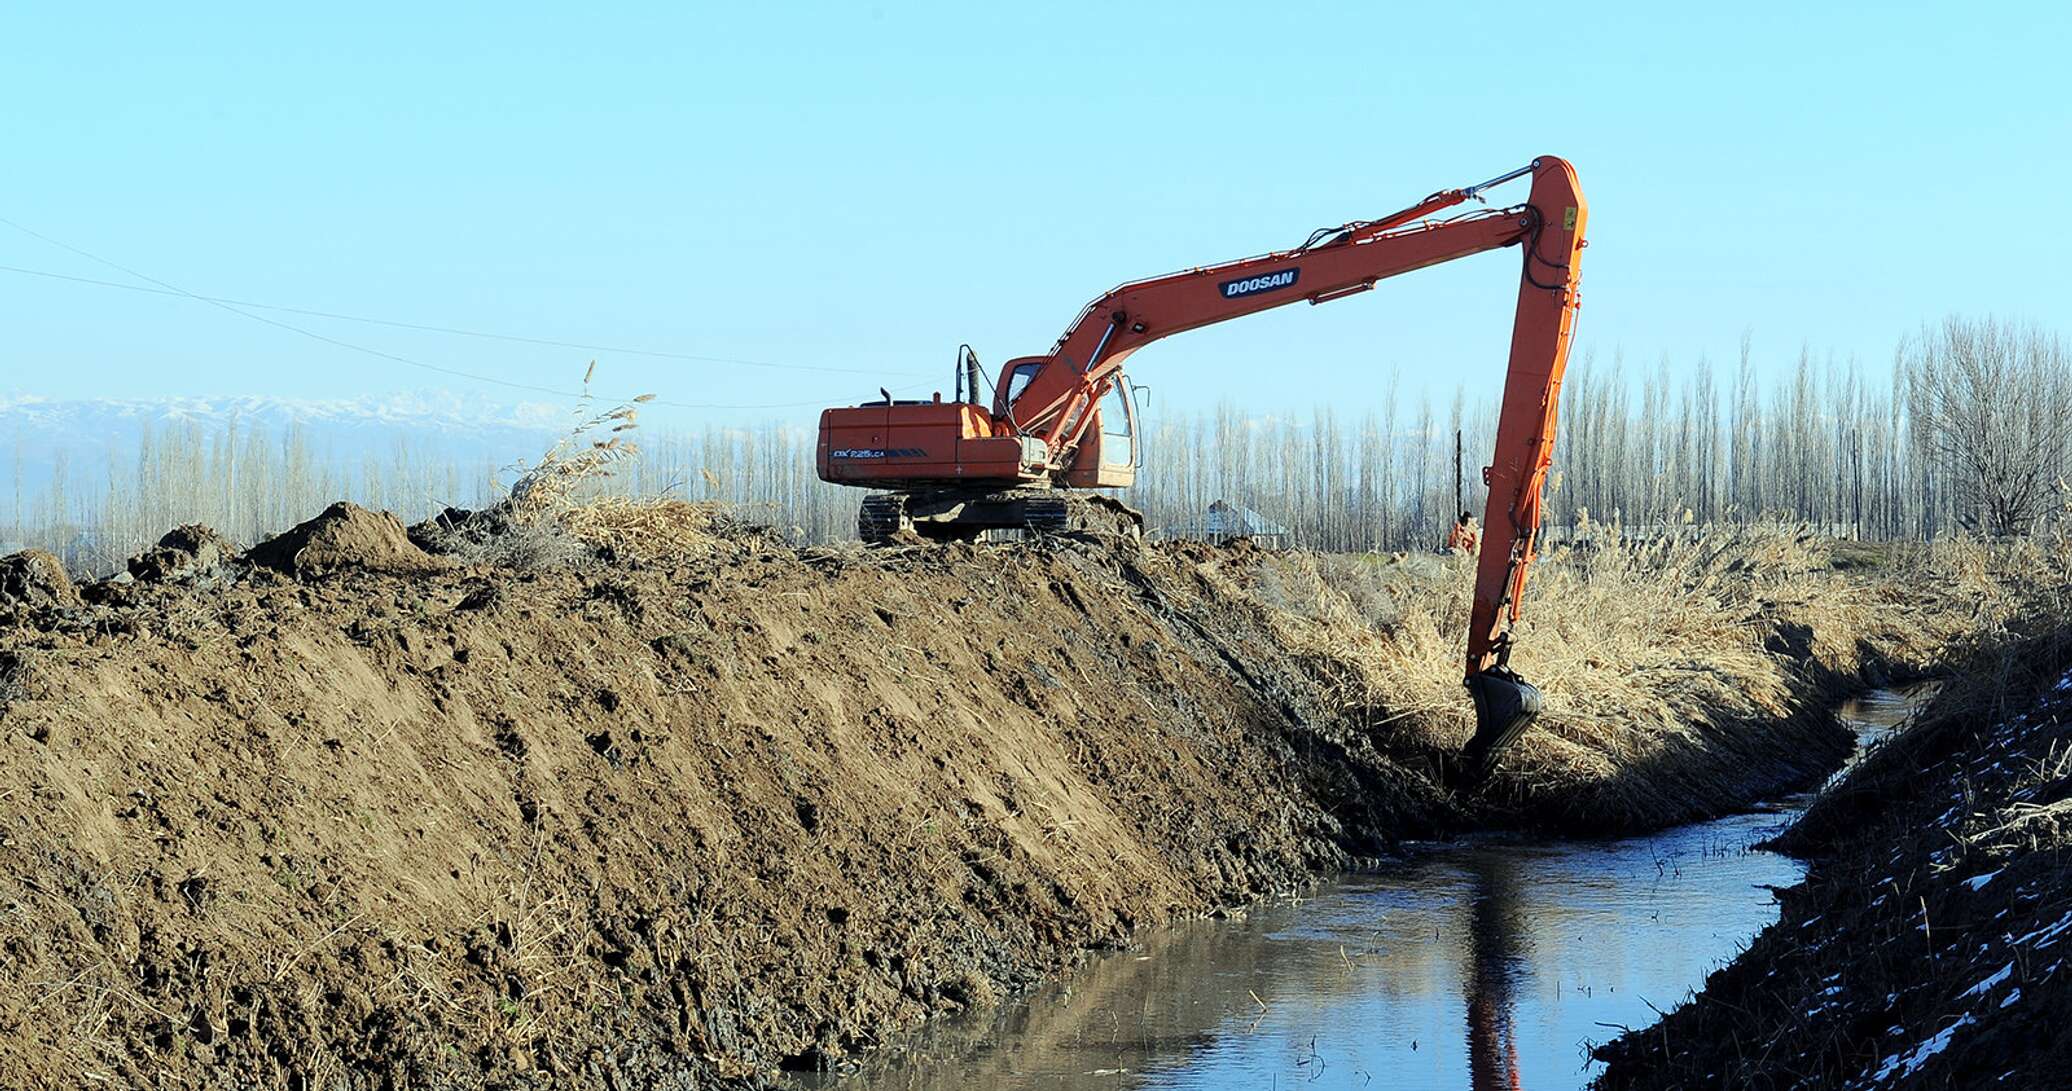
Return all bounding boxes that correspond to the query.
[420,377,657,567]
[1221,521,2050,825]
[559,496,744,562]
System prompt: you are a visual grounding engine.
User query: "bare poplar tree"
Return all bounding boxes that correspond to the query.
[1904,316,2072,536]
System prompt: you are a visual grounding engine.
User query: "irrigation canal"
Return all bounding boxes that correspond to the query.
[798,687,1930,1090]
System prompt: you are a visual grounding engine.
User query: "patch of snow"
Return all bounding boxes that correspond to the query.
[2013,911,2072,950]
[2000,988,2022,1008]
[1961,961,2014,998]
[1869,1014,1975,1083]
[1963,870,2001,892]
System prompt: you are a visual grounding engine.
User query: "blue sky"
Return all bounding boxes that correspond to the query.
[2,2,2065,430]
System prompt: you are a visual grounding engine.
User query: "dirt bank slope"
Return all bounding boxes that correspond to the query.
[0,526,1453,1089]
[0,513,1938,1090]
[1596,658,2072,1088]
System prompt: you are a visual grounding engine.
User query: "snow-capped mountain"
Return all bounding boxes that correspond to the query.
[0,391,567,436]
[1,391,567,485]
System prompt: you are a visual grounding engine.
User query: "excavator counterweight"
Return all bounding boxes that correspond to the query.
[816,157,1589,772]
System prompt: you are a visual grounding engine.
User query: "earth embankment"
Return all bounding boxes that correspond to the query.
[0,506,1974,1089]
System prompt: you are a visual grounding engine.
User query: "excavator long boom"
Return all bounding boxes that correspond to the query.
[1001,156,1588,769]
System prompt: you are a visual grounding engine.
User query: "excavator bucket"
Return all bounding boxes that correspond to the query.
[1462,670,1543,778]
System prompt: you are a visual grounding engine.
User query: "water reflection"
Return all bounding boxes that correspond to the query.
[1464,853,1525,1091]
[804,686,1930,1091]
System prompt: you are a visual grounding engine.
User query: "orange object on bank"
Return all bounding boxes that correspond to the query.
[816,157,1588,772]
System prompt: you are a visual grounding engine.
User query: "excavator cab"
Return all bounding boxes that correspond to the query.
[993,357,1045,417]
[1065,376,1138,488]
[984,354,1138,488]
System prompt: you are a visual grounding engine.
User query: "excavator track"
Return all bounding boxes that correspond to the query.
[857,493,913,545]
[857,489,1142,545]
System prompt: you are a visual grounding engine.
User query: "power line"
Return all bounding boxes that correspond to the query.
[0,217,930,410]
[0,261,904,377]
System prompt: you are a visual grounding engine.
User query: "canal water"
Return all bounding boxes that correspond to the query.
[801,687,1929,1091]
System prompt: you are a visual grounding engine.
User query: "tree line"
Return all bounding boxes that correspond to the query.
[1136,316,2071,550]
[6,316,2065,571]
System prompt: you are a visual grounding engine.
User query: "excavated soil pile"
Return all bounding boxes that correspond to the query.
[128,524,240,584]
[246,501,451,577]
[0,518,1458,1090]
[0,550,78,609]
[0,510,1909,1091]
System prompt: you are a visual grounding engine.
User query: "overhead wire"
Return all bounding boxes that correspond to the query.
[0,262,906,378]
[0,217,930,410]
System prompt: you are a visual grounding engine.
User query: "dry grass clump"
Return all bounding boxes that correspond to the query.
[419,381,655,569]
[1259,528,1826,732]
[559,496,745,562]
[502,393,651,525]
[1501,534,1813,785]
[417,377,786,567]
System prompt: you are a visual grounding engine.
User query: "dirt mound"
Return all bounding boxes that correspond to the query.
[0,550,79,608]
[246,501,451,577]
[127,524,238,583]
[406,505,502,554]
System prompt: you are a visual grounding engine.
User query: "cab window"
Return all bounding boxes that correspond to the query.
[1005,362,1042,405]
[1099,382,1136,467]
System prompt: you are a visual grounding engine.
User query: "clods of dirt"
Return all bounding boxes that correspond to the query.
[246,501,452,577]
[127,524,239,583]
[0,550,79,608]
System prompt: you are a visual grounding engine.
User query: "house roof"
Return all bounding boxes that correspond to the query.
[1203,500,1290,537]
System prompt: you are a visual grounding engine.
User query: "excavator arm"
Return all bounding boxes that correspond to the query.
[1001,156,1588,770]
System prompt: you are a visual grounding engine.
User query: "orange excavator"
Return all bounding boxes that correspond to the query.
[816,156,1588,770]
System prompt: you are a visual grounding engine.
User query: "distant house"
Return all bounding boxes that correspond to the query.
[1170,500,1293,549]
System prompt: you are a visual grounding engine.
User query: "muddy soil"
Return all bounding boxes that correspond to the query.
[0,510,1906,1090]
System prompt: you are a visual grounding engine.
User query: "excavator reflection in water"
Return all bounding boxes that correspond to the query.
[1464,854,1529,1091]
[817,157,1589,771]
